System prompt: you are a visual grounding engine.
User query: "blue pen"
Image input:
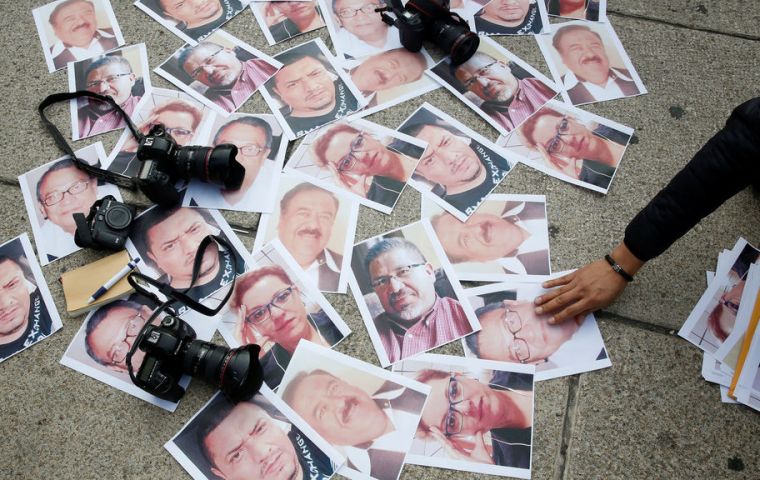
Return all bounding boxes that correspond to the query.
[87,258,141,304]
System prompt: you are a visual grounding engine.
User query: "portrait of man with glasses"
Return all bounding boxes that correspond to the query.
[71,45,150,140]
[20,145,122,264]
[0,236,59,363]
[167,36,279,114]
[351,224,479,365]
[412,365,533,469]
[226,264,347,390]
[183,114,284,212]
[325,0,401,60]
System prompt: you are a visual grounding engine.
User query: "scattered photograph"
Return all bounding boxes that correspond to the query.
[427,37,558,136]
[278,340,431,480]
[474,0,550,36]
[545,0,606,22]
[134,0,249,44]
[103,87,216,177]
[713,262,760,371]
[422,194,551,282]
[60,294,217,411]
[166,387,346,480]
[349,220,481,366]
[251,0,326,45]
[260,39,365,140]
[462,277,612,381]
[397,102,517,222]
[251,172,359,294]
[216,240,351,390]
[679,238,760,354]
[392,353,534,478]
[450,0,488,29]
[155,30,281,116]
[182,113,286,213]
[284,117,423,213]
[318,0,402,61]
[498,99,633,193]
[0,234,63,363]
[735,333,760,413]
[18,142,123,266]
[124,205,249,314]
[33,0,125,72]
[344,47,440,118]
[67,43,151,140]
[536,20,646,106]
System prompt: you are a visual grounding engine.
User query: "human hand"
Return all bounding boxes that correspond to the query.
[429,427,494,465]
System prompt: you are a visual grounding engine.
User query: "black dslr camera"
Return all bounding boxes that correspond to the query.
[73,195,136,250]
[131,315,263,403]
[136,124,245,206]
[378,0,479,64]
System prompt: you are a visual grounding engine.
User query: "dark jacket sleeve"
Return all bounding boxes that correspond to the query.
[624,98,760,262]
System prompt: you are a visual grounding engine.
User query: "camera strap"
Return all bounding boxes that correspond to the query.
[127,234,239,317]
[38,91,143,190]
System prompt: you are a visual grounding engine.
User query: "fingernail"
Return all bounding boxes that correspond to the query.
[534,296,542,304]
[535,306,543,314]
[548,316,556,324]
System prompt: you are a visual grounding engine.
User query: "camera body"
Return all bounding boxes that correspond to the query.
[136,124,244,206]
[73,195,135,250]
[134,315,263,403]
[379,0,479,64]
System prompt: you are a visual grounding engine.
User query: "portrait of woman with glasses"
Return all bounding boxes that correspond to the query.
[515,102,631,191]
[227,264,347,390]
[309,121,421,209]
[412,365,533,470]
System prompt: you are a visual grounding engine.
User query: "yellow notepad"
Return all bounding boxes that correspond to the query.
[60,250,136,316]
[728,290,760,398]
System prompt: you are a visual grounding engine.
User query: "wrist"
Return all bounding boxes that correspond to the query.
[609,243,645,276]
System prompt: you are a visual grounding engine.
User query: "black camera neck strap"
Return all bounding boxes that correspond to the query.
[127,234,239,317]
[38,91,143,190]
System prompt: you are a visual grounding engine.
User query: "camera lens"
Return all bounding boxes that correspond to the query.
[174,144,245,191]
[431,19,479,65]
[104,204,134,230]
[184,341,263,402]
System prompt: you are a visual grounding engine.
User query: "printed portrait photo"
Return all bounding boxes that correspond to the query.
[278,341,431,480]
[166,388,346,480]
[499,99,633,193]
[251,173,359,294]
[318,0,402,61]
[545,0,606,21]
[125,205,249,313]
[182,113,286,213]
[103,87,216,177]
[216,241,351,390]
[251,0,326,45]
[349,220,481,366]
[679,239,760,354]
[18,143,122,266]
[135,0,249,44]
[68,43,151,140]
[156,30,281,116]
[260,39,365,140]
[463,279,611,381]
[345,47,440,118]
[398,102,516,222]
[536,20,646,106]
[284,117,424,213]
[422,194,551,282]
[428,37,558,136]
[33,0,125,72]
[0,234,62,364]
[392,353,535,478]
[474,0,550,36]
[59,294,216,410]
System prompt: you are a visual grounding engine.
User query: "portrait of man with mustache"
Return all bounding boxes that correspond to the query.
[552,23,641,105]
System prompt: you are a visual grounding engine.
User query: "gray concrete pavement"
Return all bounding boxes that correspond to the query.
[0,1,759,479]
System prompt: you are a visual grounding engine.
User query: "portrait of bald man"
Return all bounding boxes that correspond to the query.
[34,0,124,72]
[0,236,59,363]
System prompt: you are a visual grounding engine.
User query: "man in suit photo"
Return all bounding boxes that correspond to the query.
[47,0,119,70]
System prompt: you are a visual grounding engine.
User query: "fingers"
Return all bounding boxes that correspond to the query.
[541,271,576,290]
[534,281,573,308]
[535,288,584,322]
[551,300,591,324]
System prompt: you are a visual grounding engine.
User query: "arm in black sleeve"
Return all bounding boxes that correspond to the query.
[624,98,760,262]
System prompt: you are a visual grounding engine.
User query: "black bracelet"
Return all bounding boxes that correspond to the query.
[605,254,634,282]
